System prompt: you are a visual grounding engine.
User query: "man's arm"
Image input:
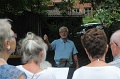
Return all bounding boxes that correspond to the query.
[43,34,52,49]
[73,54,79,69]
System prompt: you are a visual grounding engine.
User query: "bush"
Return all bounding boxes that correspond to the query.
[83,16,100,24]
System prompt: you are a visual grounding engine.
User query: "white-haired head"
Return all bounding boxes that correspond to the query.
[59,26,69,32]
[0,19,14,52]
[20,32,48,64]
[110,30,120,57]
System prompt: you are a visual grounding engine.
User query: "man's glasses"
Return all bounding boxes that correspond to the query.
[109,42,119,47]
[11,33,17,38]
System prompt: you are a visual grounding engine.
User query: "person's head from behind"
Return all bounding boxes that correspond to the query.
[20,32,48,65]
[110,30,120,57]
[59,26,69,39]
[81,28,108,61]
[0,19,17,55]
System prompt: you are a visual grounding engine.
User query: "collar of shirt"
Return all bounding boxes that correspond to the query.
[113,54,120,60]
[60,38,69,43]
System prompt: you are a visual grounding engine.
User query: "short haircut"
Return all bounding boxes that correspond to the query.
[81,28,108,58]
[0,19,13,52]
[59,26,69,32]
[20,32,48,64]
[110,30,120,47]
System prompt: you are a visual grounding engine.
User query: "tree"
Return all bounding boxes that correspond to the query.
[0,0,24,15]
[23,0,50,14]
[0,0,50,16]
[80,0,120,27]
[58,0,77,15]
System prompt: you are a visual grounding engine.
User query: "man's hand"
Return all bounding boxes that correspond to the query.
[43,34,52,49]
[44,34,48,41]
[73,54,79,69]
[76,64,79,69]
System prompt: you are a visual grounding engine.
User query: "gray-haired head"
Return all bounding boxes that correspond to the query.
[59,26,69,32]
[110,30,120,57]
[0,19,14,52]
[20,32,48,64]
[110,30,120,46]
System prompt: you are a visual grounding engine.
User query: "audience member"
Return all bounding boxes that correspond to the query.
[16,38,23,55]
[0,19,26,79]
[44,26,79,68]
[109,30,120,68]
[17,32,56,79]
[72,28,120,79]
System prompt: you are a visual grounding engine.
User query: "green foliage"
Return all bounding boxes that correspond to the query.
[79,0,120,27]
[22,0,50,14]
[80,0,91,3]
[83,16,100,24]
[0,0,50,15]
[59,0,77,15]
[48,23,59,33]
[0,0,24,15]
[47,23,59,40]
[94,0,120,27]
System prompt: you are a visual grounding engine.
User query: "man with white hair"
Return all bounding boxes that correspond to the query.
[109,30,120,68]
[44,26,79,69]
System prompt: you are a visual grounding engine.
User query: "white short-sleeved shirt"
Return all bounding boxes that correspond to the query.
[17,65,56,79]
[72,66,120,79]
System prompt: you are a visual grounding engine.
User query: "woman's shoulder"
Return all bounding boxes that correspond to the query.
[0,64,19,71]
[0,64,25,79]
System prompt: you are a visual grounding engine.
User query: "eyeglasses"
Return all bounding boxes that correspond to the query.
[11,33,17,38]
[109,42,118,47]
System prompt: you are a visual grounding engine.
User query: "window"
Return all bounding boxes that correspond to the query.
[84,7,91,15]
[73,8,81,13]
